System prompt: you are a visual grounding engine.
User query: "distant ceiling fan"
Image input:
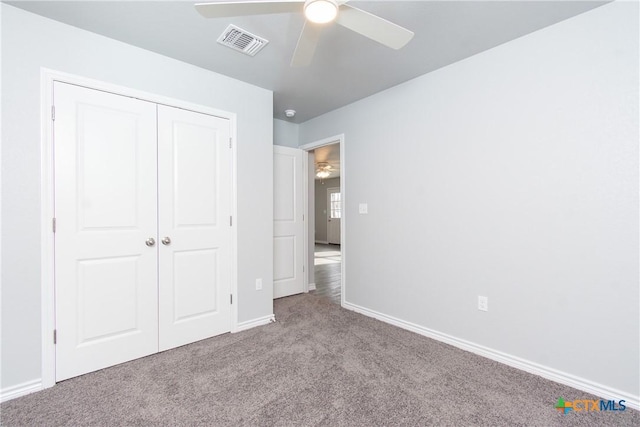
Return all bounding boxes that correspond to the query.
[195,0,414,67]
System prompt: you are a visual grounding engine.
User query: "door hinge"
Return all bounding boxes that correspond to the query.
[229,137,232,148]
[303,265,305,273]
[51,106,55,121]
[230,216,233,226]
[52,217,56,233]
[53,329,57,344]
[230,294,233,304]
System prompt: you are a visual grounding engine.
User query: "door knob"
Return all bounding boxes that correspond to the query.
[161,237,171,246]
[145,237,156,247]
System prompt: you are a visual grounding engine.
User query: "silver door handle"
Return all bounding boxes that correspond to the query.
[161,237,171,246]
[145,237,156,247]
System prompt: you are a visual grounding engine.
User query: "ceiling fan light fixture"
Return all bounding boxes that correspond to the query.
[316,170,331,179]
[316,162,332,179]
[304,0,338,24]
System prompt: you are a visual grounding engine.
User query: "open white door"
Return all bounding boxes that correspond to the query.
[54,82,159,381]
[157,106,232,351]
[273,146,304,298]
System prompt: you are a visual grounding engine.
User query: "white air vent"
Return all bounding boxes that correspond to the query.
[217,25,268,57]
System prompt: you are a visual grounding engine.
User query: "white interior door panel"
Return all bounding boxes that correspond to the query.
[54,83,233,380]
[157,105,232,351]
[273,146,304,298]
[54,82,159,381]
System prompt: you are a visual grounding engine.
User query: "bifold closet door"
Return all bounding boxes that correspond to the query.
[54,82,159,381]
[54,83,233,381]
[157,105,232,351]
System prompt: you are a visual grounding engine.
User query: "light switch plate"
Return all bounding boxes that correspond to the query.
[256,278,263,290]
[359,203,368,214]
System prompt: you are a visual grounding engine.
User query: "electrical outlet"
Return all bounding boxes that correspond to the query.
[256,278,263,291]
[478,296,488,312]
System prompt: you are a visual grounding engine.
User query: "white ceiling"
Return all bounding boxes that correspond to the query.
[6,0,605,123]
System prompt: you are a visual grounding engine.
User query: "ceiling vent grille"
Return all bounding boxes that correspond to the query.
[217,25,268,57]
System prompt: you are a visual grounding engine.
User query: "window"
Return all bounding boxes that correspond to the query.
[330,192,341,219]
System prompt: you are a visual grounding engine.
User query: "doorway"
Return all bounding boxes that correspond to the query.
[300,135,345,306]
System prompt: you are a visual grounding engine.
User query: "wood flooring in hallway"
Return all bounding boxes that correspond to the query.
[312,243,341,305]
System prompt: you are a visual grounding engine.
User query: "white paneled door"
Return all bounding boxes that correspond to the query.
[54,83,159,381]
[157,105,231,351]
[273,146,304,298]
[54,82,232,381]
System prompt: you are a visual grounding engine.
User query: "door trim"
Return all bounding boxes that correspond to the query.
[299,134,345,307]
[40,69,238,390]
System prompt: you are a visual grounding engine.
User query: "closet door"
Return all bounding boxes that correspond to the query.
[157,105,232,351]
[54,82,158,381]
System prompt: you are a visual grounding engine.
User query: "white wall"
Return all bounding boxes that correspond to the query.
[300,2,639,400]
[1,5,273,392]
[273,119,299,148]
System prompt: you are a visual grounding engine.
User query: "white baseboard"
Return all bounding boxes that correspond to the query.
[342,301,639,411]
[1,379,42,403]
[308,283,316,291]
[315,240,329,244]
[235,314,275,333]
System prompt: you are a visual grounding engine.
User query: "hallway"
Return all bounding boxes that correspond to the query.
[312,243,341,304]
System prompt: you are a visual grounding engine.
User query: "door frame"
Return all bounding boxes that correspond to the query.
[39,69,238,390]
[300,134,345,306]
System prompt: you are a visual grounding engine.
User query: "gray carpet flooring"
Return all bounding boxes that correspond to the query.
[1,294,637,426]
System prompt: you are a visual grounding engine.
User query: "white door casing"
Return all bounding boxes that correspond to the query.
[299,134,345,308]
[273,146,304,298]
[157,105,232,351]
[327,187,341,245]
[54,82,159,381]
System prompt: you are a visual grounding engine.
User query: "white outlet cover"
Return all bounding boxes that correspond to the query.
[478,296,488,311]
[256,278,263,290]
[359,203,368,214]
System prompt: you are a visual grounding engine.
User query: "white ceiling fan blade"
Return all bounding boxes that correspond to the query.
[195,1,303,18]
[290,22,322,67]
[336,4,414,50]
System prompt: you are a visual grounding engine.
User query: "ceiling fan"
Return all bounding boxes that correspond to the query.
[195,0,414,67]
[316,162,333,179]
